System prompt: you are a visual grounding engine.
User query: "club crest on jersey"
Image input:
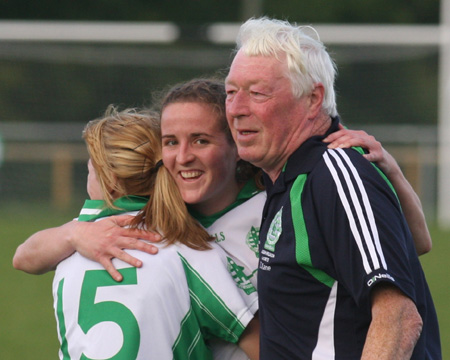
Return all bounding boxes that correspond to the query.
[246,226,260,258]
[264,207,282,252]
[227,257,257,295]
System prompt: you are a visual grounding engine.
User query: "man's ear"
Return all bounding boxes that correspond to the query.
[308,83,325,118]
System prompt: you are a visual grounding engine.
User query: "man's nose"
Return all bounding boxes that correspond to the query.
[226,91,250,119]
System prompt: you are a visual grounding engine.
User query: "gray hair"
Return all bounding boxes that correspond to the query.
[236,17,338,117]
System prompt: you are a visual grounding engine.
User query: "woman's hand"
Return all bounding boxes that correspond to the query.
[323,124,432,255]
[70,215,162,281]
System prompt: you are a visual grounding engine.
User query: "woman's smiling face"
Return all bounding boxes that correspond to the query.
[161,101,241,216]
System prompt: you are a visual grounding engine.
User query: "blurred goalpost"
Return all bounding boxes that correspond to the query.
[437,0,450,228]
[0,4,449,227]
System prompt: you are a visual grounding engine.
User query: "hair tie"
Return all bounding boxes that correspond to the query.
[152,159,164,175]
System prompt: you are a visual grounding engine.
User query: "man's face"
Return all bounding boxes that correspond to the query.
[225,50,311,178]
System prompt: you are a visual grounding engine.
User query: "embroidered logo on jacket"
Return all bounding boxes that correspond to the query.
[264,207,283,252]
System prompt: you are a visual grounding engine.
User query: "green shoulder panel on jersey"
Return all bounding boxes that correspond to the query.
[177,252,247,344]
[172,306,213,360]
[290,174,335,288]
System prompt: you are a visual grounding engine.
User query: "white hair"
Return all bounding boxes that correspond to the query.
[236,17,338,117]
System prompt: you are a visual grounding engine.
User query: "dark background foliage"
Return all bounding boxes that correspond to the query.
[0,0,441,125]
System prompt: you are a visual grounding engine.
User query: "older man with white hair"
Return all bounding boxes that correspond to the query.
[225,17,441,360]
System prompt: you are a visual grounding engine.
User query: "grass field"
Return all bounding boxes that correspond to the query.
[1,202,449,359]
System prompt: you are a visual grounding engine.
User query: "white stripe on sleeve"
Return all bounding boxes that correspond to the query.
[334,148,387,270]
[323,149,386,274]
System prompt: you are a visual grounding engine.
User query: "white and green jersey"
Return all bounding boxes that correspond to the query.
[192,182,266,360]
[53,197,258,360]
[193,180,265,291]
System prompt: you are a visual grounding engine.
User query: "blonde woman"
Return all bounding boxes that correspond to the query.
[51,106,259,360]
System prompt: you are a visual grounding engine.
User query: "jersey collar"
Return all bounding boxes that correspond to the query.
[77,195,148,222]
[191,178,263,228]
[262,116,341,191]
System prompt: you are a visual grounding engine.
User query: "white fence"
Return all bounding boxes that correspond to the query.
[0,122,438,220]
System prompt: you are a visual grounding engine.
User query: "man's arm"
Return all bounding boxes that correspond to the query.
[13,215,160,281]
[361,283,422,359]
[324,127,432,255]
